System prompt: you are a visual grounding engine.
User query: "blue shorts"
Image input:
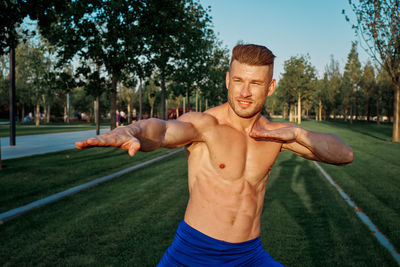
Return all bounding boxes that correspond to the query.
[157,220,284,266]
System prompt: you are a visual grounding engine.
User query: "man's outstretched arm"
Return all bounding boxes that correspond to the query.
[250,123,353,165]
[76,113,202,157]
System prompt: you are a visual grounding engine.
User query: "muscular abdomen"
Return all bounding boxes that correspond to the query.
[185,147,268,242]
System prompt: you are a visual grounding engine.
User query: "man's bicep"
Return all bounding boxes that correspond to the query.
[162,119,202,148]
[281,142,321,161]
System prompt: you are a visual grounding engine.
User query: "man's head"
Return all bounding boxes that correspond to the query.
[226,44,276,118]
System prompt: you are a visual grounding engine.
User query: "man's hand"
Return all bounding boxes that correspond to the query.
[249,122,353,165]
[75,126,141,157]
[249,124,300,143]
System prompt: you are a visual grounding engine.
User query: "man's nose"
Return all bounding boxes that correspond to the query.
[240,83,252,97]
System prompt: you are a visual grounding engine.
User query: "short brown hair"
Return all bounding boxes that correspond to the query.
[230,44,275,67]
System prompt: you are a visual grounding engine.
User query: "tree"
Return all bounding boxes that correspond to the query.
[142,0,214,119]
[37,0,145,130]
[119,80,137,124]
[278,55,317,124]
[324,56,343,119]
[376,66,394,124]
[1,0,57,144]
[143,74,160,118]
[199,44,230,108]
[344,0,400,141]
[360,61,376,121]
[343,42,362,123]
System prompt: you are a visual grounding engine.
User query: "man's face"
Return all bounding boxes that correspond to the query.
[226,60,276,118]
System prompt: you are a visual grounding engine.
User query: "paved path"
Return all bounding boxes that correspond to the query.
[1,129,109,160]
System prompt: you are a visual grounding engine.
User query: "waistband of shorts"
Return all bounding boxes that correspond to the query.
[178,219,261,250]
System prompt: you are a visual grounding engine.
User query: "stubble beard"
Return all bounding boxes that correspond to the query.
[227,91,264,119]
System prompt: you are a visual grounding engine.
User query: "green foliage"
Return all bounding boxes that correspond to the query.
[278,55,317,103]
[276,55,317,120]
[344,0,400,141]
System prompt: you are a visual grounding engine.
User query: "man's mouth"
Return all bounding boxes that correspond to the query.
[237,99,252,107]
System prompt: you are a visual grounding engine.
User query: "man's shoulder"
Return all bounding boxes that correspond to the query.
[177,111,218,132]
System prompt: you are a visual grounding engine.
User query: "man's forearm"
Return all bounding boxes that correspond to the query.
[296,128,353,165]
[126,118,167,152]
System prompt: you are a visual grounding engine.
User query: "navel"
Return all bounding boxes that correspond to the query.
[219,163,226,169]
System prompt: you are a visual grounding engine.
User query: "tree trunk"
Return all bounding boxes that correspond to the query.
[350,99,353,124]
[283,105,287,120]
[35,103,40,127]
[289,105,293,122]
[46,105,50,123]
[355,93,359,122]
[150,105,154,118]
[183,95,186,114]
[110,73,118,130]
[95,96,100,135]
[319,99,322,121]
[392,84,400,142]
[205,99,208,110]
[161,74,166,120]
[195,89,199,112]
[297,94,301,124]
[139,78,143,120]
[127,103,131,124]
[199,98,202,112]
[64,105,67,122]
[376,97,381,125]
[166,99,168,119]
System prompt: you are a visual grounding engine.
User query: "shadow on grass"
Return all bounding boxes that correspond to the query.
[320,120,393,142]
[262,153,396,266]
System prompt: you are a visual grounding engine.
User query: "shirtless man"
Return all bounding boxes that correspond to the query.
[76,44,353,266]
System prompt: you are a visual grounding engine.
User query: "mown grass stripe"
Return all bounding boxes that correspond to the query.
[0,148,184,224]
[313,161,400,265]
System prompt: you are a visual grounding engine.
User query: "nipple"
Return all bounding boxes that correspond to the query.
[219,163,226,169]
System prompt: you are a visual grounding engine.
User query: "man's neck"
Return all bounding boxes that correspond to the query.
[224,103,261,133]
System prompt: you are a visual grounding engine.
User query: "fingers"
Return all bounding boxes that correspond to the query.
[128,140,141,157]
[75,140,87,149]
[76,135,141,157]
[75,134,130,148]
[249,130,276,139]
[250,129,293,141]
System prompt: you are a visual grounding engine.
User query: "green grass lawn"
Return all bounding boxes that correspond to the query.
[297,119,400,253]
[0,119,398,266]
[0,150,397,266]
[0,147,175,212]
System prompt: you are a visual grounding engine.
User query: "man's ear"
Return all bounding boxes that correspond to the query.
[226,72,230,90]
[267,79,276,96]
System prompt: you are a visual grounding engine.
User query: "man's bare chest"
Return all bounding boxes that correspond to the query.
[189,124,281,184]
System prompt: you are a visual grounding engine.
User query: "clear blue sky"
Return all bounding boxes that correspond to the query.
[201,0,370,81]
